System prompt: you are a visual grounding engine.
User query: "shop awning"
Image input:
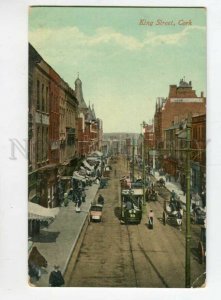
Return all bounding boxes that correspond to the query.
[28,202,60,221]
[83,160,94,170]
[60,176,72,180]
[73,172,86,182]
[90,150,103,157]
[87,157,100,161]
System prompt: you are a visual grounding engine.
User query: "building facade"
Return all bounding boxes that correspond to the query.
[154,79,206,168]
[28,44,79,208]
[191,114,206,194]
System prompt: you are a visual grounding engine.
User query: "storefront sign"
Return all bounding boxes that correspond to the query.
[170,98,203,103]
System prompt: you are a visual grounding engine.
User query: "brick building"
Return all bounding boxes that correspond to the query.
[29,44,50,207]
[143,123,155,166]
[28,44,79,208]
[163,113,206,194]
[29,44,103,211]
[163,120,187,185]
[154,79,206,168]
[57,81,79,202]
[191,114,206,194]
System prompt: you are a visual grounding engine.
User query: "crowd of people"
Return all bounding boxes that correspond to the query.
[60,158,106,212]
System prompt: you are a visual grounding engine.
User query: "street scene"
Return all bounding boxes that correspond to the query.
[28,7,206,288]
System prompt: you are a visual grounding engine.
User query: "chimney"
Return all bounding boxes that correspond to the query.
[169,85,177,98]
[201,91,204,97]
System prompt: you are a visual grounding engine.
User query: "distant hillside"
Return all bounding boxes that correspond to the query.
[103,132,140,140]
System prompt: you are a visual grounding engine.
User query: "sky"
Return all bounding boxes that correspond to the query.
[29,6,206,133]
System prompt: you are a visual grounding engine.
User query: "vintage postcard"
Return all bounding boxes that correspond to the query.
[28,6,206,288]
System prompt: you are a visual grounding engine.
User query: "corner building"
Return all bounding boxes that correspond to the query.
[154,79,206,168]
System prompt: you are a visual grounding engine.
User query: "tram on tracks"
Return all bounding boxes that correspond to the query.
[120,188,143,224]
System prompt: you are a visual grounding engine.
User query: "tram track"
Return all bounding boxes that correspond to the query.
[67,156,204,287]
[125,224,139,287]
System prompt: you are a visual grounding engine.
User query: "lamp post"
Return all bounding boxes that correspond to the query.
[185,117,192,288]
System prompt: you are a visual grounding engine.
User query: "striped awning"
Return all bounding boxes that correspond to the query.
[28,202,60,221]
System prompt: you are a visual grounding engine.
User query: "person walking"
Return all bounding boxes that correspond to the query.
[201,190,206,208]
[170,190,176,202]
[176,208,183,231]
[63,192,69,207]
[75,198,82,213]
[195,192,201,207]
[168,174,171,182]
[82,189,86,202]
[49,265,65,287]
[98,194,104,205]
[148,209,154,229]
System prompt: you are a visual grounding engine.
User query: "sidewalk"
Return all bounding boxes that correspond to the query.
[31,183,99,287]
[154,171,186,205]
[154,172,203,209]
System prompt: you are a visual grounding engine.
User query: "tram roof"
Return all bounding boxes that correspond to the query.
[121,189,143,196]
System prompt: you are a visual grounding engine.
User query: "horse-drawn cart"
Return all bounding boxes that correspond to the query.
[156,177,165,188]
[145,188,158,201]
[163,199,183,228]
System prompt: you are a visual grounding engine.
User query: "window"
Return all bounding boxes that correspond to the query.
[37,80,40,110]
[46,87,49,113]
[36,127,40,162]
[42,127,45,161]
[51,93,53,112]
[42,84,45,111]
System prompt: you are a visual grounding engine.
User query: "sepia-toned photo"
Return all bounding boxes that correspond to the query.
[28,6,206,288]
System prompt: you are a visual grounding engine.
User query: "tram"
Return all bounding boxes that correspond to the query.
[120,188,143,224]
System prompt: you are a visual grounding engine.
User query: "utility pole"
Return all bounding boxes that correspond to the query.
[142,135,146,206]
[152,120,156,176]
[132,138,135,182]
[185,118,192,288]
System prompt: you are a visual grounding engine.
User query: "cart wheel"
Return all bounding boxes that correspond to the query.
[163,212,166,225]
[198,241,205,264]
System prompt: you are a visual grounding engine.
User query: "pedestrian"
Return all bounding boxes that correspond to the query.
[183,182,186,196]
[49,265,65,287]
[28,276,36,287]
[63,192,69,207]
[176,208,183,231]
[170,190,176,202]
[82,189,86,202]
[75,198,81,213]
[148,209,154,229]
[126,199,132,210]
[201,191,206,208]
[48,196,52,208]
[195,192,201,207]
[98,194,104,205]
